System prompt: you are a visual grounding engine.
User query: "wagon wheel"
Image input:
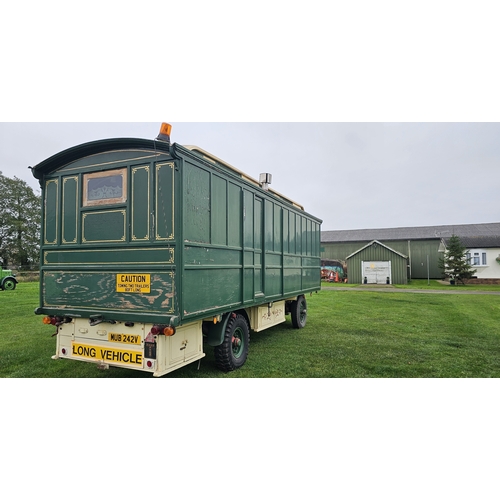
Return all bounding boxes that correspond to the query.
[214,314,250,372]
[290,295,307,329]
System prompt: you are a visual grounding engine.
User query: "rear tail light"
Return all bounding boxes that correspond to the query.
[42,316,73,326]
[163,326,175,336]
[150,325,176,336]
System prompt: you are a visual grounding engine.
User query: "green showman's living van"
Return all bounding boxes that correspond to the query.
[32,124,322,376]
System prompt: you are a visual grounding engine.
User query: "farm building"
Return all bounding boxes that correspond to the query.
[346,240,409,285]
[321,222,500,284]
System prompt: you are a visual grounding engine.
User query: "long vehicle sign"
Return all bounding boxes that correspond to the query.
[72,343,143,366]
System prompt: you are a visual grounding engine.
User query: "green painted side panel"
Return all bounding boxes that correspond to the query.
[244,268,254,302]
[43,248,174,265]
[253,196,264,297]
[274,204,282,252]
[254,199,263,248]
[179,158,321,319]
[42,271,175,314]
[265,267,283,297]
[184,246,242,267]
[62,176,78,244]
[254,261,263,295]
[184,161,210,243]
[266,253,282,267]
[302,256,320,267]
[313,222,320,256]
[284,255,301,267]
[244,191,261,302]
[295,214,302,254]
[289,213,296,254]
[302,220,312,255]
[183,268,241,317]
[243,251,253,266]
[82,210,126,243]
[228,182,242,247]
[303,266,321,289]
[264,200,274,252]
[155,162,175,240]
[282,210,288,254]
[131,165,150,241]
[211,175,227,246]
[284,268,302,294]
[44,179,58,244]
[243,190,254,247]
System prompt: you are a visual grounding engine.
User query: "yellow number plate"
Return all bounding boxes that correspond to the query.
[108,333,141,345]
[116,274,151,293]
[71,343,143,366]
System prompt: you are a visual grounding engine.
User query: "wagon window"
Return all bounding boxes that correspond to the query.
[83,169,127,206]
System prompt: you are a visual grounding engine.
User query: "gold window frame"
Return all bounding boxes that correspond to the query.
[83,168,127,207]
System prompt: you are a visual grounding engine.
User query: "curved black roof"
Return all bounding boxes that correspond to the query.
[31,138,171,180]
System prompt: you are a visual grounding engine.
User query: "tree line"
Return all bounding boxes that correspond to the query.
[0,171,41,270]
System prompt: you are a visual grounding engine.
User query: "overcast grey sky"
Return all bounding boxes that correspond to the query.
[2,5,499,233]
[0,122,498,232]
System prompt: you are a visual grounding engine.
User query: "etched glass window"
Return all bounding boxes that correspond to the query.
[83,169,127,206]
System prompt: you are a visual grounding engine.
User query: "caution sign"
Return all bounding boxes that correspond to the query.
[116,274,151,293]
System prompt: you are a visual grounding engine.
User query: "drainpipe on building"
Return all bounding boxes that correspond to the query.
[408,240,412,282]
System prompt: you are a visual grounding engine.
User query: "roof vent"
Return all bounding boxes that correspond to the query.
[259,173,272,191]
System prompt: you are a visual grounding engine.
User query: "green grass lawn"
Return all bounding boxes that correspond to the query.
[1,282,500,378]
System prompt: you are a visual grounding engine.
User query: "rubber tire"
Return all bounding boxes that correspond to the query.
[214,314,250,372]
[2,278,16,291]
[290,295,307,329]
